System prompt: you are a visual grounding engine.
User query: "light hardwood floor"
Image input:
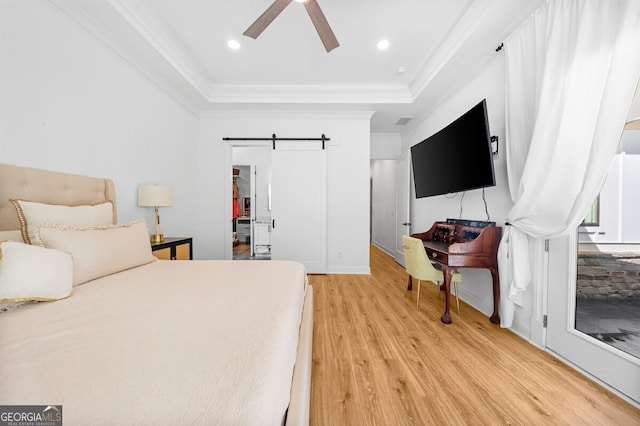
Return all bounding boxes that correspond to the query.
[308,245,640,425]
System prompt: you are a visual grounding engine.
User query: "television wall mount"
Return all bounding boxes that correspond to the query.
[490,136,499,155]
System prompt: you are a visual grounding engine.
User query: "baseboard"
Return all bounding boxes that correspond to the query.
[371,241,394,257]
[546,348,640,409]
[458,288,493,318]
[326,266,371,274]
[459,288,532,340]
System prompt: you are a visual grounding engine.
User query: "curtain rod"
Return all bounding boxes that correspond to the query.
[223,133,330,149]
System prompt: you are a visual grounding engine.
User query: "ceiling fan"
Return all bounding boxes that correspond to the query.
[243,0,340,53]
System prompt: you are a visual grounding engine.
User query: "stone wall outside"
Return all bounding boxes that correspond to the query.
[577,252,640,298]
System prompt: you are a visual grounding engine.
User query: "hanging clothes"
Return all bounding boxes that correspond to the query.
[232,198,241,219]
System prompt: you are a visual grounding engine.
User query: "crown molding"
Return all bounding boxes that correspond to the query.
[199,109,375,121]
[47,0,208,114]
[409,0,494,101]
[49,0,414,108]
[106,0,212,98]
[207,84,412,104]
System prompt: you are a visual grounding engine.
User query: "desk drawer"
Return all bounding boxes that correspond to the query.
[427,250,448,264]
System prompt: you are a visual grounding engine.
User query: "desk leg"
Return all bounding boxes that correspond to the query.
[441,267,455,324]
[489,266,501,324]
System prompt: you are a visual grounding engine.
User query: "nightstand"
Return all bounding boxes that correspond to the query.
[151,237,193,260]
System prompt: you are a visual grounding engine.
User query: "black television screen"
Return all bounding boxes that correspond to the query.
[410,99,495,198]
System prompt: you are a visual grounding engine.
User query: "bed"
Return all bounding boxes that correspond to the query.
[0,163,313,425]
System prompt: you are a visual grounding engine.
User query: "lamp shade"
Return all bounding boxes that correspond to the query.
[138,185,173,207]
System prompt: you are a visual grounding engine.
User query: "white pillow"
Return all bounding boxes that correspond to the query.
[0,241,73,302]
[10,199,114,245]
[34,220,155,286]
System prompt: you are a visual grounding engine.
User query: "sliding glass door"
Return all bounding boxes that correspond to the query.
[547,128,640,404]
[547,232,640,404]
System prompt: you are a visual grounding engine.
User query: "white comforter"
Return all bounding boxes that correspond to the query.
[0,260,307,425]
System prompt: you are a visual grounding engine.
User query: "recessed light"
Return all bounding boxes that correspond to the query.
[377,39,390,50]
[227,39,240,50]
[396,66,406,75]
[294,0,307,2]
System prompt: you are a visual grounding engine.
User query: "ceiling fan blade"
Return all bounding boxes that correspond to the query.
[303,0,340,52]
[625,118,640,130]
[243,0,294,39]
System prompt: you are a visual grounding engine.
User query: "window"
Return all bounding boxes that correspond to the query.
[582,196,600,226]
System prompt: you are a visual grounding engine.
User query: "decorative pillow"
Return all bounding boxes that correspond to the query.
[0,230,24,243]
[0,241,73,302]
[10,199,114,245]
[34,220,155,286]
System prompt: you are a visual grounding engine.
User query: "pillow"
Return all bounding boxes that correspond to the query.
[34,220,155,286]
[0,241,73,302]
[10,199,114,245]
[0,230,24,243]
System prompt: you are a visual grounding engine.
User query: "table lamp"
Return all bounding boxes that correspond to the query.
[138,184,173,243]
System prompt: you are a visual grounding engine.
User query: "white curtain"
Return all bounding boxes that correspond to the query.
[499,0,640,327]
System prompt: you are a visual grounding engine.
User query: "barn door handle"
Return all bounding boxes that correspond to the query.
[272,219,275,229]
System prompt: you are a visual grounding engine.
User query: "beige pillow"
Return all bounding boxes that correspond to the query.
[0,241,73,302]
[34,220,155,286]
[0,230,24,243]
[10,199,114,245]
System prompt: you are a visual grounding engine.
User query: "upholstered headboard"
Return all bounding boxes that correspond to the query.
[0,164,117,232]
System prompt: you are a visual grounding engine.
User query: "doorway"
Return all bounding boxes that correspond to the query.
[231,146,271,261]
[394,153,411,266]
[225,141,328,272]
[232,165,257,260]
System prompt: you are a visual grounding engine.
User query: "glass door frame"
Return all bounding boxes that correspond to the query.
[546,230,640,406]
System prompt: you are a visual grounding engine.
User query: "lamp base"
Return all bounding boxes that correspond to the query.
[150,234,165,243]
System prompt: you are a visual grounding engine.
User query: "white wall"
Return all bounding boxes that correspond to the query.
[370,132,401,255]
[371,132,402,159]
[197,111,373,273]
[370,160,397,255]
[401,56,536,336]
[580,130,640,250]
[0,1,199,240]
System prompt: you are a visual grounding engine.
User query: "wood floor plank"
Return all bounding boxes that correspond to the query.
[309,245,640,425]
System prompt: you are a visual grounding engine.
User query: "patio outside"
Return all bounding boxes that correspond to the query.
[576,251,640,359]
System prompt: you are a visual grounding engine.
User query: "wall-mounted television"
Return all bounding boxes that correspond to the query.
[410,99,495,198]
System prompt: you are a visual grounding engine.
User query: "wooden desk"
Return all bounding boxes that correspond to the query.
[411,220,501,324]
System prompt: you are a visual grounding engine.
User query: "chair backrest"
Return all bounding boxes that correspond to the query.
[402,235,441,281]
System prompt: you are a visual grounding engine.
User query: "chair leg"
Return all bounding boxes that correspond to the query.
[453,282,460,314]
[416,280,421,309]
[405,275,410,299]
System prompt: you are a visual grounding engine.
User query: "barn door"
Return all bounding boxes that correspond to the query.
[270,141,327,273]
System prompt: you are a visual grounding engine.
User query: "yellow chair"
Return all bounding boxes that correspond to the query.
[402,235,462,312]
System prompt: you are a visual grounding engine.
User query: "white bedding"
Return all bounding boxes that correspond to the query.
[0,259,307,425]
